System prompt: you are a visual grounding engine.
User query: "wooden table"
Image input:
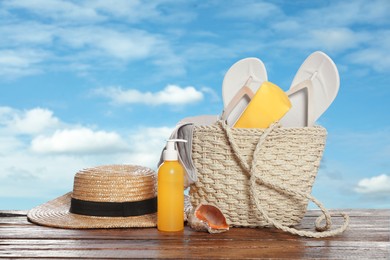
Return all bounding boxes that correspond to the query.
[1,209,389,259]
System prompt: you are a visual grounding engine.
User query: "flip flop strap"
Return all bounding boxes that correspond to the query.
[287,79,315,127]
[220,121,349,237]
[221,86,255,121]
[222,76,257,121]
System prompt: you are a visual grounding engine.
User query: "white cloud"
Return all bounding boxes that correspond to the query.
[0,22,54,47]
[12,108,60,135]
[95,84,204,106]
[88,0,196,24]
[88,0,160,23]
[0,1,182,78]
[0,105,175,206]
[348,48,390,73]
[0,136,24,154]
[346,30,390,72]
[219,1,283,19]
[2,0,389,79]
[3,0,103,23]
[127,126,174,168]
[0,49,48,77]
[355,174,390,195]
[0,106,14,119]
[31,128,128,154]
[0,20,161,62]
[306,0,390,27]
[0,106,130,155]
[309,28,369,53]
[262,1,390,73]
[274,26,370,54]
[0,50,35,66]
[3,0,194,24]
[0,107,60,135]
[59,27,160,61]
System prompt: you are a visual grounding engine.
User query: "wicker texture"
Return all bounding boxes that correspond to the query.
[73,165,156,202]
[190,121,349,238]
[190,121,349,237]
[190,122,325,227]
[28,164,157,229]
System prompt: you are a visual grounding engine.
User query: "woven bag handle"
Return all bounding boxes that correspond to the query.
[220,121,349,238]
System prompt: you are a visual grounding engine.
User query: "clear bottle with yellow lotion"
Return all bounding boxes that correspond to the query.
[157,139,187,232]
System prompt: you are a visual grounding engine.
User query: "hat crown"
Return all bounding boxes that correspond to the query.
[72,165,156,203]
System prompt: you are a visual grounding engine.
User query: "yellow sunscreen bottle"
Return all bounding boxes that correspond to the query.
[234,81,292,128]
[157,139,186,232]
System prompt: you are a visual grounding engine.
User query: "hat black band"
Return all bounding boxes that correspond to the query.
[70,197,157,217]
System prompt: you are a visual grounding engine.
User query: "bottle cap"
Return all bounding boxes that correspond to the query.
[163,139,187,161]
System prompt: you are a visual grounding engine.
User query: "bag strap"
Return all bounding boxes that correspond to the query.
[220,121,349,238]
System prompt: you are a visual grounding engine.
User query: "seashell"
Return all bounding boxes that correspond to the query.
[188,204,229,233]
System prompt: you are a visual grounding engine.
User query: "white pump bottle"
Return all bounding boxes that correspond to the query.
[157,139,187,232]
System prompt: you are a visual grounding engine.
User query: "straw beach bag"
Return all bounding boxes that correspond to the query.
[189,121,349,238]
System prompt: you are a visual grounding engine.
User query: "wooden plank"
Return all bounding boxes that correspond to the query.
[304,209,390,217]
[1,238,389,259]
[1,224,389,241]
[0,210,389,259]
[1,213,389,242]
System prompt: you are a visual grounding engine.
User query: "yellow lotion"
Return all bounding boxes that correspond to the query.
[157,139,186,232]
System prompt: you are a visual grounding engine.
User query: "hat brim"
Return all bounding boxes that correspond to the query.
[27,192,157,229]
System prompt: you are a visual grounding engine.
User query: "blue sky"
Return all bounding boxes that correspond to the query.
[0,0,389,210]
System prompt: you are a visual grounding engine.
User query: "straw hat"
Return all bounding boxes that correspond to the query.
[27,165,157,229]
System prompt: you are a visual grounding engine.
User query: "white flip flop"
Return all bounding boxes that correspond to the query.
[221,58,268,126]
[280,51,340,127]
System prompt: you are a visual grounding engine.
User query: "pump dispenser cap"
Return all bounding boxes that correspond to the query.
[163,139,187,161]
